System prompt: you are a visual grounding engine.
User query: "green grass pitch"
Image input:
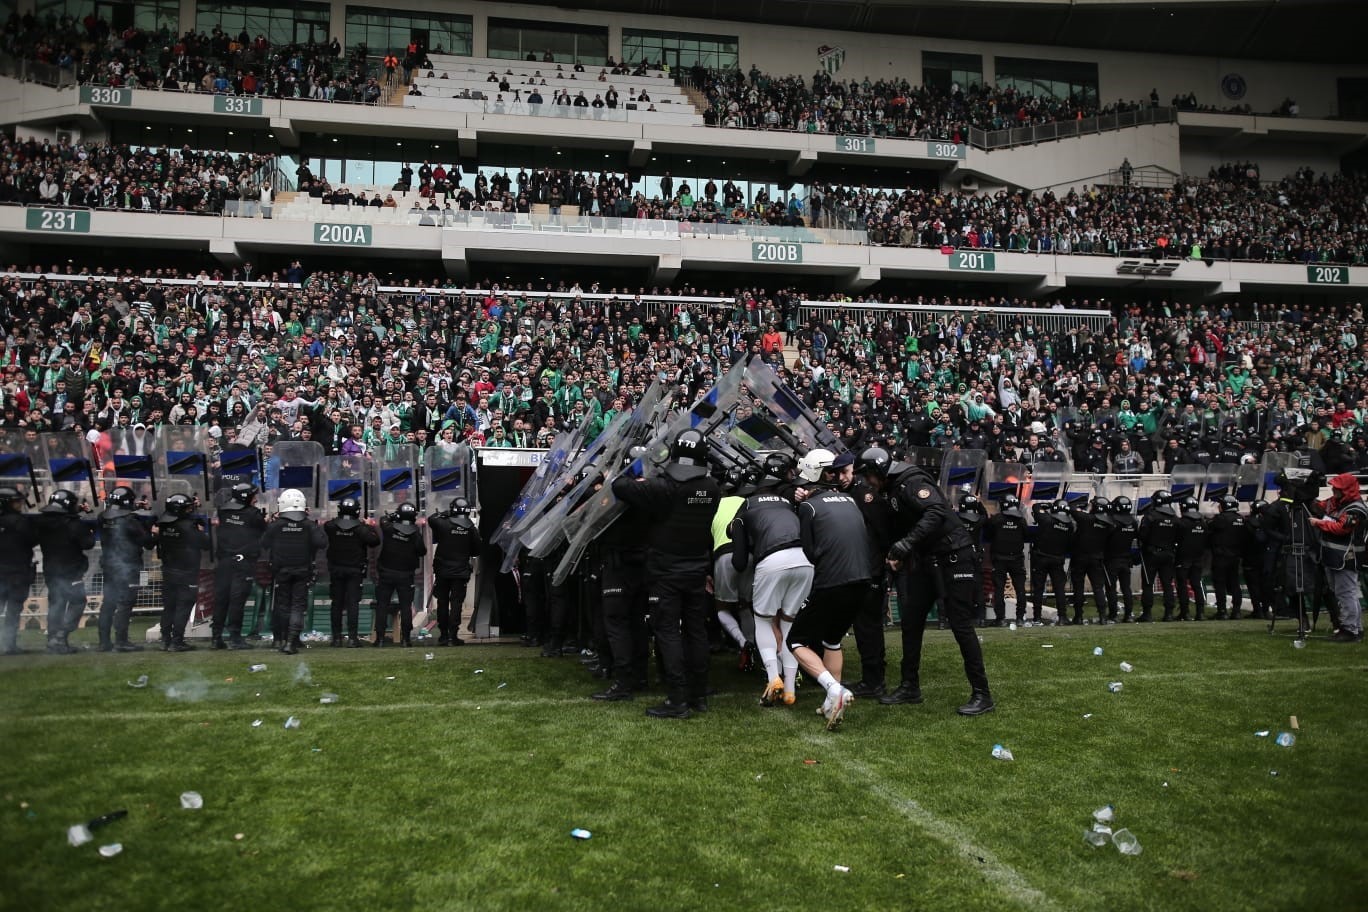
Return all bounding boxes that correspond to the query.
[1,622,1365,912]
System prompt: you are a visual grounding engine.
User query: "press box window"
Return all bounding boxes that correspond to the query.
[995,56,1099,106]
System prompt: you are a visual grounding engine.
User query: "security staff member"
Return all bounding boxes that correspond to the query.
[1138,490,1181,622]
[34,489,96,654]
[151,493,210,652]
[212,482,267,650]
[323,497,379,647]
[372,501,426,647]
[857,446,993,716]
[1208,496,1246,620]
[261,489,327,654]
[792,449,871,729]
[985,494,1028,626]
[429,496,481,646]
[612,429,721,719]
[593,469,654,702]
[1175,496,1209,620]
[0,487,36,655]
[1070,497,1111,625]
[98,486,149,652]
[709,467,753,669]
[1104,496,1140,623]
[1030,501,1074,626]
[957,492,989,626]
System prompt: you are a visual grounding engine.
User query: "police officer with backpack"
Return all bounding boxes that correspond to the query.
[34,490,96,654]
[0,487,36,655]
[98,486,150,652]
[212,483,267,650]
[261,489,327,654]
[612,429,721,719]
[151,493,210,652]
[373,502,426,647]
[985,494,1028,626]
[429,496,481,646]
[323,497,379,647]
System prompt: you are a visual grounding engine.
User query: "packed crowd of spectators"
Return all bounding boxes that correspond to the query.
[0,136,273,215]
[1,261,1364,480]
[695,65,1149,140]
[811,164,1368,264]
[2,10,390,104]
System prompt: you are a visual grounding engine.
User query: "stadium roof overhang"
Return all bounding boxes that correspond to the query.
[495,0,1367,65]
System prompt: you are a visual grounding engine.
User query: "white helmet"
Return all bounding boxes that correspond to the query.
[797,448,837,483]
[278,489,307,516]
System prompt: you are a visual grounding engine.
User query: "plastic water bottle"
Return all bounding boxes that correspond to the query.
[1083,828,1109,847]
[1093,646,1103,656]
[1275,732,1295,748]
[1108,681,1123,693]
[991,744,1014,761]
[284,716,301,730]
[570,828,592,840]
[1119,661,1134,673]
[127,674,149,688]
[179,791,203,810]
[1093,804,1115,823]
[1112,828,1142,856]
[319,693,339,705]
[248,664,267,673]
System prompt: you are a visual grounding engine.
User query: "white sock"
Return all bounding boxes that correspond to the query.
[779,618,797,693]
[817,670,837,693]
[717,609,747,648]
[754,620,781,680]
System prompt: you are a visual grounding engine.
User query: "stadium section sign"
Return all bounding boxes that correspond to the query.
[1307,265,1349,285]
[79,86,132,106]
[313,223,372,246]
[752,242,803,264]
[25,209,90,233]
[835,136,875,154]
[926,141,966,160]
[948,250,995,271]
[213,96,263,116]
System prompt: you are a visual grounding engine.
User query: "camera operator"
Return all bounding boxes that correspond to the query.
[1265,468,1326,636]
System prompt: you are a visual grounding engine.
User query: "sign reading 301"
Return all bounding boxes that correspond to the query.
[26,208,91,233]
[79,85,133,106]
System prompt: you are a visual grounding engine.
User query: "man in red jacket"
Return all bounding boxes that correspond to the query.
[1311,473,1366,642]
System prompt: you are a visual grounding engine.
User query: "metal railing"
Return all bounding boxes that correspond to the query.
[969,106,1177,150]
[797,301,1114,335]
[0,55,77,89]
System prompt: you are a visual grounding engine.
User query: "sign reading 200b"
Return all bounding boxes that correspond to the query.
[313,223,372,246]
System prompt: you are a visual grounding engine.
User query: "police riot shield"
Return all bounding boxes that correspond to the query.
[373,442,421,516]
[262,441,327,515]
[494,418,592,572]
[422,442,476,517]
[104,426,164,507]
[0,429,45,505]
[321,454,377,519]
[1024,462,1069,505]
[983,460,1027,505]
[1062,472,1101,506]
[40,431,98,507]
[741,355,844,453]
[1259,451,1297,500]
[1203,463,1238,504]
[904,446,944,475]
[939,449,987,497]
[1092,407,1120,436]
[153,426,216,506]
[1168,464,1207,501]
[1055,406,1084,452]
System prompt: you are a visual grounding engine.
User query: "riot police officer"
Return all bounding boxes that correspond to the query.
[212,482,267,650]
[98,486,149,652]
[0,487,36,655]
[1208,496,1246,620]
[593,466,654,702]
[429,496,482,646]
[323,497,379,647]
[1139,490,1181,622]
[1030,501,1074,626]
[34,489,96,654]
[1070,497,1111,625]
[848,458,895,696]
[985,494,1028,626]
[1104,496,1140,622]
[957,492,989,626]
[612,429,721,719]
[1241,501,1271,620]
[857,446,993,716]
[1175,496,1209,620]
[151,493,210,651]
[261,489,327,654]
[373,501,426,647]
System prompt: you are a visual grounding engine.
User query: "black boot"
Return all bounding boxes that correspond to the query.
[400,634,413,648]
[228,637,252,650]
[957,692,995,716]
[211,636,227,650]
[879,682,924,705]
[280,637,299,655]
[170,638,196,652]
[645,699,691,719]
[592,681,634,702]
[849,680,886,698]
[348,636,364,648]
[114,640,144,653]
[47,635,76,655]
[330,635,343,648]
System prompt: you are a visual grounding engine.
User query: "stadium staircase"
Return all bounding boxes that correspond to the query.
[680,82,710,118]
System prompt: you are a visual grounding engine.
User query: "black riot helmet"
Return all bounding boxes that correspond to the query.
[1111,496,1134,515]
[337,497,361,518]
[763,451,796,480]
[1091,496,1110,515]
[395,502,418,523]
[107,486,136,510]
[1051,499,1071,515]
[0,486,23,511]
[1219,495,1241,513]
[450,496,470,514]
[855,446,892,479]
[46,489,80,514]
[1181,495,1200,515]
[670,429,707,466]
[1151,490,1173,507]
[959,493,981,511]
[230,482,258,506]
[1000,494,1021,511]
[164,493,195,518]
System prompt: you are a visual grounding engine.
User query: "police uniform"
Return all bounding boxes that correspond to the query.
[593,499,653,700]
[1138,498,1181,621]
[323,513,380,646]
[1069,504,1110,624]
[1175,507,1209,620]
[372,511,426,646]
[1241,505,1271,620]
[213,495,267,648]
[612,440,721,717]
[261,511,327,652]
[1103,506,1140,622]
[985,501,1028,625]
[880,465,992,712]
[850,478,894,692]
[429,505,482,645]
[1029,504,1074,624]
[1207,504,1246,619]
[34,497,96,653]
[98,500,150,651]
[152,508,210,650]
[0,496,36,654]
[957,497,989,624]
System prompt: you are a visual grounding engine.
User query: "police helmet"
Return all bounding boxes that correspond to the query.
[395,502,418,524]
[959,493,981,511]
[107,486,136,510]
[0,486,22,510]
[1151,490,1173,507]
[763,451,796,480]
[337,497,361,518]
[1219,495,1240,513]
[1181,496,1200,514]
[1000,494,1021,511]
[854,446,893,479]
[1091,496,1111,514]
[1111,496,1134,514]
[450,496,470,514]
[46,489,80,514]
[230,482,258,506]
[164,493,195,518]
[797,449,836,484]
[670,429,707,466]
[1051,499,1071,515]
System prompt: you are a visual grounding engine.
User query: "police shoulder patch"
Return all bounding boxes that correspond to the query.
[863,492,873,504]
[917,487,932,499]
